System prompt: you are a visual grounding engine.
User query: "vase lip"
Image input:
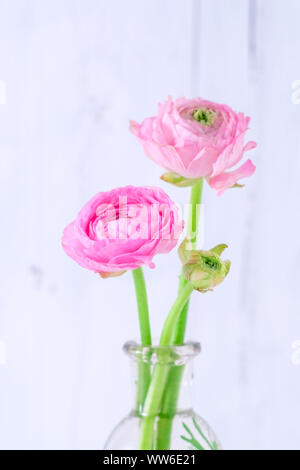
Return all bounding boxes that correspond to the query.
[123,340,201,364]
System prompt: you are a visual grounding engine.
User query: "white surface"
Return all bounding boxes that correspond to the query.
[0,0,299,450]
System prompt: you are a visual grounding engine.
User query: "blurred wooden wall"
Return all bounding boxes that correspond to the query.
[0,0,299,450]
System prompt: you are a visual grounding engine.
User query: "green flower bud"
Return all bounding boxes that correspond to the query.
[179,242,231,292]
[161,171,202,188]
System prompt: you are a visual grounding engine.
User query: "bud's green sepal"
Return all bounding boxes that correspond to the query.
[178,240,231,292]
[178,238,193,264]
[161,171,202,188]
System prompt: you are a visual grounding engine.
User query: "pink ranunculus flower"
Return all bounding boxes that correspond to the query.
[130,96,256,195]
[62,186,183,277]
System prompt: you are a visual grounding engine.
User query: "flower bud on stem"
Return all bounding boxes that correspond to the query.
[180,242,231,292]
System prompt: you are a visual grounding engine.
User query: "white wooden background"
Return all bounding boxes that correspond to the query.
[0,0,299,450]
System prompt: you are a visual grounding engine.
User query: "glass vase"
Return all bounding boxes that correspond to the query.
[104,341,221,450]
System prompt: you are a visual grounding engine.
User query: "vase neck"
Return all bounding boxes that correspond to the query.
[124,341,200,417]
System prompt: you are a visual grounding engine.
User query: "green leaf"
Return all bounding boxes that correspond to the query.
[180,419,219,451]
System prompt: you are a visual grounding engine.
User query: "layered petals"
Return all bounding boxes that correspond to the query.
[209,160,256,196]
[130,96,256,195]
[62,186,183,276]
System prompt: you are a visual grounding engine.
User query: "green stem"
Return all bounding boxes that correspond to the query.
[159,283,194,346]
[155,180,204,449]
[132,268,151,346]
[173,179,203,343]
[172,275,190,344]
[132,267,152,413]
[154,365,184,449]
[138,283,194,449]
[186,179,203,249]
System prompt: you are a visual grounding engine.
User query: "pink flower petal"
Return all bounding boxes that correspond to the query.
[185,146,219,179]
[130,96,256,194]
[62,186,183,274]
[211,135,257,178]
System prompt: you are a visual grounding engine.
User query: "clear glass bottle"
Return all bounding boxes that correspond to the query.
[104,341,221,450]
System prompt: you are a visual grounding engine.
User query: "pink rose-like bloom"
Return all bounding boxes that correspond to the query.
[130,97,256,195]
[62,186,183,277]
